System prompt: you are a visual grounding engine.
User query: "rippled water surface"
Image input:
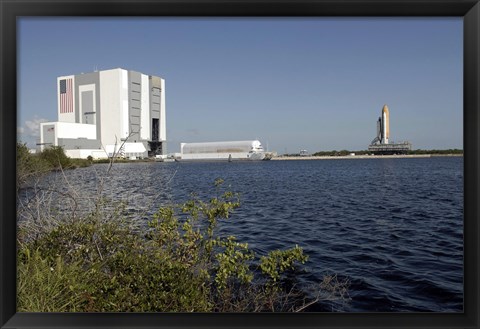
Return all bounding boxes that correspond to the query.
[43,157,464,312]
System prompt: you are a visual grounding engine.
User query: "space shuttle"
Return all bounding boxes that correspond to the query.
[375,104,390,144]
[369,104,411,154]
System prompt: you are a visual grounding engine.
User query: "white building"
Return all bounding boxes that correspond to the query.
[39,68,166,159]
[180,140,267,161]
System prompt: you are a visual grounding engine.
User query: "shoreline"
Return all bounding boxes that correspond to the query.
[271,154,463,161]
[86,154,463,163]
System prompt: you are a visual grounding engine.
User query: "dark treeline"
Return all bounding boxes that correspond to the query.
[283,149,464,157]
[406,149,463,155]
[16,142,92,189]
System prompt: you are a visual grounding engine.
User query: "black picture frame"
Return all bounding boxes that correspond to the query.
[1,0,479,328]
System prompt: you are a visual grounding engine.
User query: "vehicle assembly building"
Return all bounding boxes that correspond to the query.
[368,104,411,155]
[39,68,166,159]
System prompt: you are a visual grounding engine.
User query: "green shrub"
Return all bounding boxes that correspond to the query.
[17,180,348,312]
[16,142,50,188]
[40,146,72,169]
[69,158,91,168]
[17,247,88,312]
[260,246,308,283]
[17,142,93,191]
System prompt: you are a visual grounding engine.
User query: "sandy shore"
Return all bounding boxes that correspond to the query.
[271,154,463,161]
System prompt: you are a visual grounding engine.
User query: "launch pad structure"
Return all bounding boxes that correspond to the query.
[368,141,412,155]
[368,104,412,155]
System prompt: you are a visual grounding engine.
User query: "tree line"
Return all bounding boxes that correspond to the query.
[281,149,464,157]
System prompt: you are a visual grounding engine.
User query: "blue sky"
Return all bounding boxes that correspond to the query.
[18,17,462,153]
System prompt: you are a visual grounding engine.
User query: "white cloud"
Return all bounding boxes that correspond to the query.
[21,116,49,138]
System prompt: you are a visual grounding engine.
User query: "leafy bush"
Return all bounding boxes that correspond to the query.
[17,248,89,312]
[16,142,50,188]
[17,143,94,191]
[17,180,336,312]
[69,158,92,168]
[39,146,72,169]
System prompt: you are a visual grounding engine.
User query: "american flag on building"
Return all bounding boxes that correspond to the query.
[59,78,73,113]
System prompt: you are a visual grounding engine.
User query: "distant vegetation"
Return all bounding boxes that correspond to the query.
[17,142,157,179]
[302,149,463,157]
[407,149,463,155]
[17,143,91,189]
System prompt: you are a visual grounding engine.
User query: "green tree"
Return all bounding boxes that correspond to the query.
[16,142,49,189]
[40,146,72,169]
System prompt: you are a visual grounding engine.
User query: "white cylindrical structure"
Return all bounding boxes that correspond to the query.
[180,140,265,161]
